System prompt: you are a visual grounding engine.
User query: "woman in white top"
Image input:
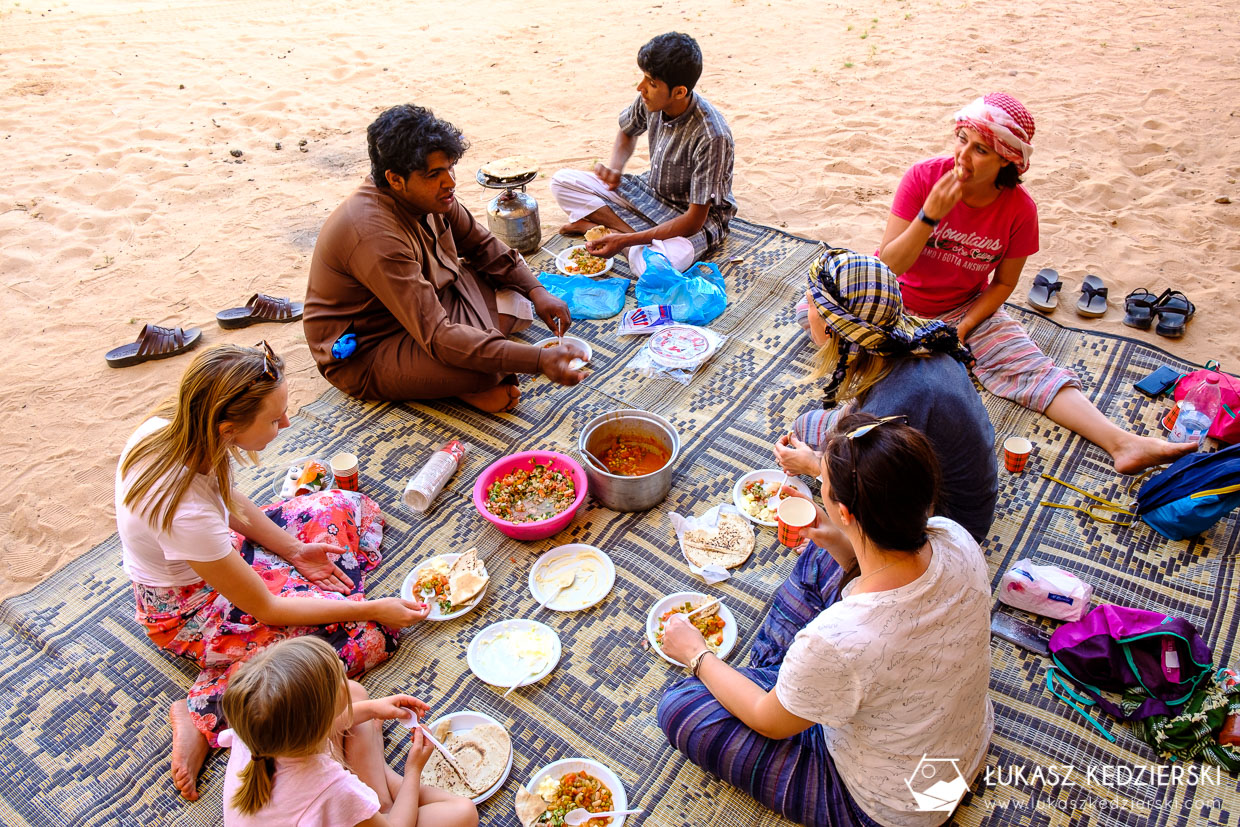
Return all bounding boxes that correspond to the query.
[115,342,430,801]
[658,413,993,827]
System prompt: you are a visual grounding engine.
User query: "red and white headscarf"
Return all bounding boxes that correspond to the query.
[953,93,1035,174]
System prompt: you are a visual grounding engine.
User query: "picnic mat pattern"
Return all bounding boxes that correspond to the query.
[1,219,1238,826]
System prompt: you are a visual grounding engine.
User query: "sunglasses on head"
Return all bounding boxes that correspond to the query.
[255,340,279,382]
[839,415,906,508]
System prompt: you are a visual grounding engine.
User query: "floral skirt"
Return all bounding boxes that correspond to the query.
[132,489,399,746]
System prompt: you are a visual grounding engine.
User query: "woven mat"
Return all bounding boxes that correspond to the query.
[2,220,1237,826]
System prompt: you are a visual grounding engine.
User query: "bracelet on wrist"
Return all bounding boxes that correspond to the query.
[916,208,940,228]
[688,649,712,677]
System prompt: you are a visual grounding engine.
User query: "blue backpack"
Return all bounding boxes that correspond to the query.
[1135,443,1240,540]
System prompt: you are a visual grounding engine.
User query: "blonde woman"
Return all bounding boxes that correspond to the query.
[774,248,997,565]
[115,343,429,801]
[220,637,476,826]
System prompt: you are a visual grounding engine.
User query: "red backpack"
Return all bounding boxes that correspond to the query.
[1173,363,1240,444]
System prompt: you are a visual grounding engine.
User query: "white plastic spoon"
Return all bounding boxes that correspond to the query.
[564,808,643,826]
[684,597,721,619]
[537,568,577,611]
[398,712,468,782]
[766,471,790,513]
[502,659,547,698]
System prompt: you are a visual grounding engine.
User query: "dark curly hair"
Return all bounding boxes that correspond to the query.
[637,32,703,93]
[367,104,468,189]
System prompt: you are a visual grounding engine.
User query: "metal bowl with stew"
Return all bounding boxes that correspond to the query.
[578,410,679,512]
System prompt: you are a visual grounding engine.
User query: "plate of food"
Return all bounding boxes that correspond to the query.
[401,548,489,621]
[555,245,613,277]
[646,591,738,668]
[467,619,562,689]
[516,758,628,827]
[418,710,512,804]
[533,335,593,371]
[732,469,814,526]
[273,456,334,499]
[528,544,615,612]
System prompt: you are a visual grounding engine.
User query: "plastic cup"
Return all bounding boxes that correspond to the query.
[776,497,817,547]
[330,452,359,491]
[1003,437,1032,473]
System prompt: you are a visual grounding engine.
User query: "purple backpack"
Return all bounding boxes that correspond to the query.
[1046,605,1213,741]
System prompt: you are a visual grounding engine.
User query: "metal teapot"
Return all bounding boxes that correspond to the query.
[476,168,541,254]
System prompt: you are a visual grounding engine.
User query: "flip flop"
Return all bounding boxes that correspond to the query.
[216,294,304,329]
[1076,274,1109,318]
[1152,289,1196,338]
[105,323,202,368]
[1122,288,1158,330]
[1026,268,1063,313]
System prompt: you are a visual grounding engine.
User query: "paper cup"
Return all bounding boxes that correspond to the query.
[776,497,816,548]
[330,452,359,491]
[1003,437,1032,473]
[1161,402,1182,432]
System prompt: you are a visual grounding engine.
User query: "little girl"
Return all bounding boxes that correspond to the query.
[219,637,477,827]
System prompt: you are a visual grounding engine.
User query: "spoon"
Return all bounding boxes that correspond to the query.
[766,471,790,513]
[580,446,609,473]
[502,659,547,698]
[537,568,577,611]
[564,808,643,826]
[684,597,721,619]
[399,712,469,782]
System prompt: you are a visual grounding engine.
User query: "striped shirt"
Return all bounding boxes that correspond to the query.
[617,92,736,254]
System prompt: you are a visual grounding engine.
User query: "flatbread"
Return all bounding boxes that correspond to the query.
[584,225,614,243]
[420,722,511,796]
[515,787,550,827]
[448,547,488,604]
[481,154,538,180]
[682,512,755,569]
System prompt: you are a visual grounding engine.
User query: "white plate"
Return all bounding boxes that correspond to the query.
[732,469,814,527]
[555,244,614,277]
[401,553,488,621]
[522,758,628,827]
[423,710,512,805]
[646,591,738,668]
[528,544,615,612]
[533,335,594,366]
[468,619,562,689]
[647,324,717,369]
[272,456,334,498]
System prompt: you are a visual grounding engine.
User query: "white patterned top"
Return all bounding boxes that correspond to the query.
[775,517,994,827]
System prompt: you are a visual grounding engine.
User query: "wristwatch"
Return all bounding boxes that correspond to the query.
[916,208,940,228]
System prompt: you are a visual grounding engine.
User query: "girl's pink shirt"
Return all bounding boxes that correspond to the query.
[219,729,380,827]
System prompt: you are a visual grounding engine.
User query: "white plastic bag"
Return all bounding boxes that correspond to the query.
[998,559,1093,622]
[668,504,751,585]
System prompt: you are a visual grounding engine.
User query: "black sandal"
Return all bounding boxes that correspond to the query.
[1076,274,1109,318]
[1122,288,1159,330]
[1027,268,1063,313]
[1152,289,1196,338]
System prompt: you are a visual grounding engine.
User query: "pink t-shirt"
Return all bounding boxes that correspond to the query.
[219,729,380,827]
[891,156,1039,316]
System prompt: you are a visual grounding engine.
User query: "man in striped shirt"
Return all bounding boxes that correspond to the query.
[550,32,736,276]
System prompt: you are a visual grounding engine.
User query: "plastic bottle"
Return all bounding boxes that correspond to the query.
[1169,374,1221,446]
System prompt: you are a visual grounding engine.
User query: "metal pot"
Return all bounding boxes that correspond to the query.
[578,409,680,512]
[486,188,541,254]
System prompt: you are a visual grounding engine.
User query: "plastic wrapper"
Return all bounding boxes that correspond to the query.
[617,304,676,336]
[403,440,469,513]
[998,558,1094,621]
[634,248,727,326]
[626,324,726,385]
[536,272,629,320]
[669,504,751,584]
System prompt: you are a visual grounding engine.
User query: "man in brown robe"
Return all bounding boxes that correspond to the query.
[304,104,586,413]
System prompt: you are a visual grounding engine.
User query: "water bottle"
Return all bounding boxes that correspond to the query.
[1169,374,1221,447]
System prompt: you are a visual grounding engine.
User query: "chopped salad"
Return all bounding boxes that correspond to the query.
[655,601,726,653]
[534,771,614,827]
[485,463,576,524]
[738,479,796,522]
[413,559,454,614]
[565,247,607,275]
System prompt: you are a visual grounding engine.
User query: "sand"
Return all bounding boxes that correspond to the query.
[1,0,1236,600]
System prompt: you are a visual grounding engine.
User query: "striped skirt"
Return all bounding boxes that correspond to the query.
[657,544,879,827]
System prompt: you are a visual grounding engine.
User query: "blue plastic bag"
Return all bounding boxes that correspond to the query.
[634,248,727,326]
[537,272,630,320]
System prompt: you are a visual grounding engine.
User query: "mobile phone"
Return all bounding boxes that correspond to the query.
[990,610,1050,657]
[1134,366,1183,398]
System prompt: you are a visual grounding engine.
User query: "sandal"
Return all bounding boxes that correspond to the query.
[1122,288,1159,330]
[1076,274,1109,318]
[1026,268,1063,313]
[216,294,304,329]
[1152,289,1196,338]
[105,323,202,368]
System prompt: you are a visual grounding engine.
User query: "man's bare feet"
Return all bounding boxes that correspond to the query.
[169,700,209,801]
[1111,435,1196,476]
[459,384,521,414]
[558,219,596,235]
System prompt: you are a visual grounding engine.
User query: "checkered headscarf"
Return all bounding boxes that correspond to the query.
[807,248,973,407]
[954,93,1035,174]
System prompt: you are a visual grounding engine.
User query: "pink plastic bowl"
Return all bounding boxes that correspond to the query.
[472,450,589,541]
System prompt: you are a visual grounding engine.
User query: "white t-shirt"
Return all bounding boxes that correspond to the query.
[115,417,234,587]
[774,518,994,827]
[219,729,380,827]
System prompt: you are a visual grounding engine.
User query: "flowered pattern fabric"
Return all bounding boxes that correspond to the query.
[131,489,398,746]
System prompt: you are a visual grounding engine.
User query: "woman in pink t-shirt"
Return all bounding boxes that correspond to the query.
[220,636,476,827]
[877,93,1190,475]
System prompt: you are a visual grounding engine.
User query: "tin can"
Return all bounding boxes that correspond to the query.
[330,452,359,491]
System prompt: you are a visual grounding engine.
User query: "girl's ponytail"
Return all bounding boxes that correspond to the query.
[233,754,277,815]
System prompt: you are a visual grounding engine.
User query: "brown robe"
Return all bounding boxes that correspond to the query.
[304,179,544,401]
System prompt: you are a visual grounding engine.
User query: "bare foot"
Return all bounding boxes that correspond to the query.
[558,219,595,235]
[1111,435,1196,476]
[169,700,209,801]
[459,384,520,413]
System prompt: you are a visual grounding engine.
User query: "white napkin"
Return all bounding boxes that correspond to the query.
[669,504,742,585]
